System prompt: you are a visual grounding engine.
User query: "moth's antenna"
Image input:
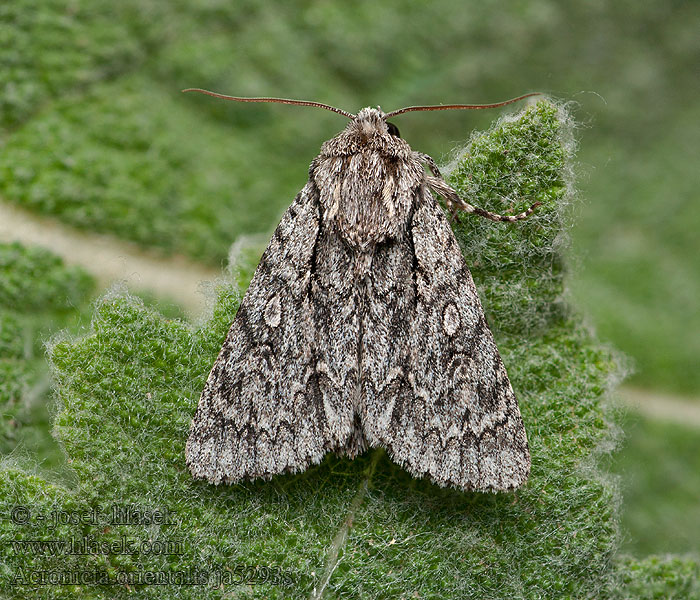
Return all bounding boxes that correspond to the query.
[182,88,354,119]
[385,92,541,118]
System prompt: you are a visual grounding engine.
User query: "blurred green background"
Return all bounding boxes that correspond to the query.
[1,0,698,571]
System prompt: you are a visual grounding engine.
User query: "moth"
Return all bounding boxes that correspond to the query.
[185,89,539,492]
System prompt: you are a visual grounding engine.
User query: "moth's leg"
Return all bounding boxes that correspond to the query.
[419,153,540,223]
[419,153,461,220]
[420,152,446,179]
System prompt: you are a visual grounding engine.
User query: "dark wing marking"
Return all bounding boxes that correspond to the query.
[361,186,530,492]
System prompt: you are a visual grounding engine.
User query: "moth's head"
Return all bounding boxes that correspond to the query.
[324,106,409,155]
[352,107,401,139]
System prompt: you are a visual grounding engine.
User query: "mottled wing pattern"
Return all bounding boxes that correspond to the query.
[362,187,530,492]
[186,184,353,483]
[305,219,365,458]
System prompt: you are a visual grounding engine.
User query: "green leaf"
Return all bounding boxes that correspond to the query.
[612,556,700,600]
[0,242,94,313]
[0,241,95,470]
[447,101,574,336]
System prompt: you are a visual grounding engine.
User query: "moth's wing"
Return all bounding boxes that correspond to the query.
[186,184,347,483]
[362,188,530,492]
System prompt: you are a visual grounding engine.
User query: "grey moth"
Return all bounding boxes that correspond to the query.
[185,90,538,492]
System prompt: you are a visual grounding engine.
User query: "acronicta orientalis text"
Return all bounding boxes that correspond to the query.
[185,89,540,492]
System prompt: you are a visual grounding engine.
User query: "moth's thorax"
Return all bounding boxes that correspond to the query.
[312,108,425,252]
